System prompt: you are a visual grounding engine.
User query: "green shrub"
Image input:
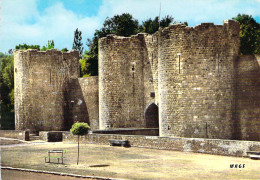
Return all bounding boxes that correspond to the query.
[61,48,69,52]
[70,122,90,136]
[70,122,90,165]
[15,44,40,50]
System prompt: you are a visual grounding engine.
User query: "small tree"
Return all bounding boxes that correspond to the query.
[40,40,55,51]
[47,40,54,49]
[72,28,84,59]
[70,122,90,165]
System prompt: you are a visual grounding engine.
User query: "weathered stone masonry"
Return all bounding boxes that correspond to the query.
[158,20,240,139]
[235,55,260,141]
[98,32,162,130]
[98,20,260,141]
[14,20,260,141]
[99,34,153,129]
[14,49,99,132]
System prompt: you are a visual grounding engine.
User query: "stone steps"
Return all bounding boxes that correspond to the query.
[29,133,40,141]
[247,151,260,160]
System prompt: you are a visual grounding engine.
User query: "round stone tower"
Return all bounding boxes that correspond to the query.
[158,20,240,139]
[98,34,147,129]
[14,49,79,132]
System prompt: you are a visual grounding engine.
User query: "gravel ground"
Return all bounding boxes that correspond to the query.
[1,141,260,179]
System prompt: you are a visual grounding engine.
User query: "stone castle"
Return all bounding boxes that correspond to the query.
[14,20,260,141]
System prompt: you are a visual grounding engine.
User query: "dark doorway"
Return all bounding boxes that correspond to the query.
[145,103,159,128]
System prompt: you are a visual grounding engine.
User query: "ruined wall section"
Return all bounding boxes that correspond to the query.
[63,78,88,130]
[235,55,260,141]
[65,76,99,130]
[99,35,146,129]
[14,49,80,132]
[158,20,240,139]
[78,76,99,130]
[143,32,159,105]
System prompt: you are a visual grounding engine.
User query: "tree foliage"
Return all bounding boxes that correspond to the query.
[15,44,40,50]
[81,13,139,77]
[0,55,14,107]
[61,48,69,52]
[0,54,14,129]
[41,40,55,51]
[81,13,177,77]
[102,13,139,37]
[233,14,260,54]
[140,15,175,34]
[72,28,84,58]
[15,41,55,51]
[8,49,13,55]
[70,122,90,136]
[79,51,92,77]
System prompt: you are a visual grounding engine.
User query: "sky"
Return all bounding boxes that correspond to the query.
[1,0,260,53]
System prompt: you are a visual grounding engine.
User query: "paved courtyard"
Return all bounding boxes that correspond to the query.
[1,141,260,179]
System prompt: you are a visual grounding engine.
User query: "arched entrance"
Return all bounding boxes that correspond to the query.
[145,103,159,128]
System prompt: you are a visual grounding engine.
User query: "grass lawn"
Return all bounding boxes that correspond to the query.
[1,141,260,179]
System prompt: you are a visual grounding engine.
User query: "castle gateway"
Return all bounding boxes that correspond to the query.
[14,20,260,141]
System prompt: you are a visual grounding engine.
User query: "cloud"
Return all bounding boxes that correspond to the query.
[1,0,39,23]
[99,0,260,26]
[1,0,260,53]
[0,0,101,52]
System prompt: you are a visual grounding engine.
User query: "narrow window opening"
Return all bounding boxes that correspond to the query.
[177,53,181,74]
[217,54,220,73]
[152,53,153,66]
[50,69,51,84]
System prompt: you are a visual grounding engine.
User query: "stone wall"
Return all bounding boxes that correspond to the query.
[99,33,161,130]
[14,49,99,132]
[78,76,99,130]
[98,20,244,140]
[0,130,29,141]
[144,32,159,105]
[92,128,159,136]
[99,34,146,129]
[158,20,240,139]
[14,20,260,141]
[63,133,260,157]
[14,49,82,132]
[235,55,260,140]
[39,131,63,142]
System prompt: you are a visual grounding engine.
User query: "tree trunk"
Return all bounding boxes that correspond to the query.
[77,135,79,165]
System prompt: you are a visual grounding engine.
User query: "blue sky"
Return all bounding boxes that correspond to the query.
[1,0,260,53]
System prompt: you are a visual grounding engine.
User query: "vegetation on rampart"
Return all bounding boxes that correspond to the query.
[15,40,55,51]
[233,14,260,55]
